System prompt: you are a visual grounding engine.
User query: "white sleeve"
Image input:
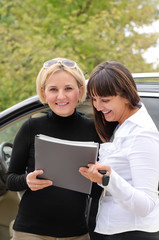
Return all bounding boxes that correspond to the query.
[106,132,159,217]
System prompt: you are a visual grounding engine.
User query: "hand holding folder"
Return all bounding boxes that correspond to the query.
[35,134,99,194]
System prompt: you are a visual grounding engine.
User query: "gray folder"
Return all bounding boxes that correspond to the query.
[35,134,99,194]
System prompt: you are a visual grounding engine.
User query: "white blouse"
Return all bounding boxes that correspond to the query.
[95,103,159,235]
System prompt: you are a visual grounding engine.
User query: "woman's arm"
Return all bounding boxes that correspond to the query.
[6,120,31,191]
[6,120,53,191]
[106,133,159,217]
[80,132,159,217]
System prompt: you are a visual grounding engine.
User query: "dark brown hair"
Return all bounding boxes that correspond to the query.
[87,61,140,142]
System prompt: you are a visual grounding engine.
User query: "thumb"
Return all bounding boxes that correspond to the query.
[32,169,44,177]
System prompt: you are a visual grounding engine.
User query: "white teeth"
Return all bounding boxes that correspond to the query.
[103,110,110,114]
[57,103,67,106]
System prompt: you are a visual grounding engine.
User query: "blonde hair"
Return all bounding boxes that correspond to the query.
[36,57,86,104]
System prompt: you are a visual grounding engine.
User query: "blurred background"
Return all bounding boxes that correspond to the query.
[0,0,159,111]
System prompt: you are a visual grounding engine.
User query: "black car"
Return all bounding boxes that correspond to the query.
[0,73,159,240]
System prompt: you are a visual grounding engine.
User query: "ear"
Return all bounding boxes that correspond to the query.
[123,97,129,104]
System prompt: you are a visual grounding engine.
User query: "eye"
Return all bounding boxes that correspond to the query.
[101,97,111,103]
[92,98,96,102]
[50,87,57,92]
[65,86,73,91]
[102,99,109,103]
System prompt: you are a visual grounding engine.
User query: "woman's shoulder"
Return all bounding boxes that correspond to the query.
[30,113,49,123]
[19,114,48,133]
[128,103,158,132]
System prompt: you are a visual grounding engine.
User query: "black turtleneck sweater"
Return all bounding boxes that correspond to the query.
[6,110,102,238]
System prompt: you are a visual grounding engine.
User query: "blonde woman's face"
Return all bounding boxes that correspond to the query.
[43,71,83,117]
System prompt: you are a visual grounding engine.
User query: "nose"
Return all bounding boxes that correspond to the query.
[57,90,65,99]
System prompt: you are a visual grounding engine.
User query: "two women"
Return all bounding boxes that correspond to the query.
[7,58,159,240]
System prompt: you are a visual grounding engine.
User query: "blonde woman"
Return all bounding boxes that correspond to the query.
[6,58,101,240]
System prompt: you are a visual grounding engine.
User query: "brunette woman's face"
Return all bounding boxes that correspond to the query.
[43,71,83,117]
[92,95,132,125]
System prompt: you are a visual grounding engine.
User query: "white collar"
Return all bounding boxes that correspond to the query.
[114,103,158,138]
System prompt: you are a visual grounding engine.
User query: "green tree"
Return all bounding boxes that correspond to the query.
[0,0,159,111]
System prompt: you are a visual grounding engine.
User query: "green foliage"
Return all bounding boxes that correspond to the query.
[0,0,159,111]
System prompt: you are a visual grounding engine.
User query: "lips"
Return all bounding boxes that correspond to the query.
[103,110,111,114]
[56,102,68,106]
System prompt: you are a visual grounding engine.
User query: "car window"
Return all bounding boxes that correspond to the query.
[0,118,27,144]
[0,111,48,145]
[141,97,159,130]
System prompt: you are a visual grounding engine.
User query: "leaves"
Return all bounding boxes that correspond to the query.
[0,0,159,111]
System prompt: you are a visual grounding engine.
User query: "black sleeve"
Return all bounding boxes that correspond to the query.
[6,120,31,191]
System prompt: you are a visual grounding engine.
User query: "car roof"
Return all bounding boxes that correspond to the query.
[133,72,159,79]
[134,73,159,92]
[0,95,45,127]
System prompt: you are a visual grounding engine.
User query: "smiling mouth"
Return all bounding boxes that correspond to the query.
[56,102,68,106]
[103,110,111,115]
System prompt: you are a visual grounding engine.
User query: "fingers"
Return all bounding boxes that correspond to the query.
[79,167,91,180]
[89,162,111,174]
[79,163,111,183]
[97,164,111,174]
[26,170,53,191]
[79,164,102,183]
[29,181,53,191]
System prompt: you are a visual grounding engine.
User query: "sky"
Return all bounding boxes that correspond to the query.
[139,20,159,69]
